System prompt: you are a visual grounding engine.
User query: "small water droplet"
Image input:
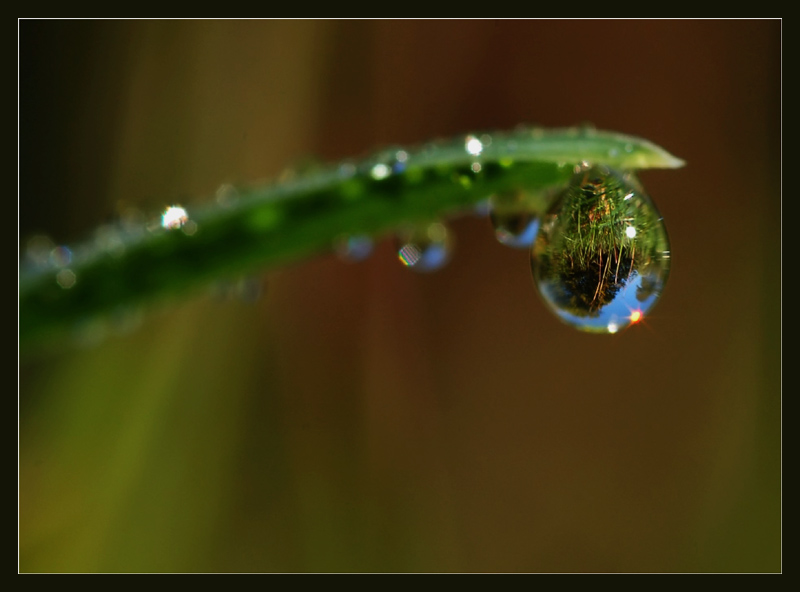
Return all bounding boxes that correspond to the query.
[24,235,56,267]
[334,234,374,262]
[338,161,357,179]
[392,150,409,174]
[119,207,146,237]
[181,220,198,236]
[396,222,453,272]
[465,135,484,156]
[161,205,189,230]
[49,245,72,267]
[473,199,491,218]
[212,276,264,302]
[56,268,77,289]
[370,162,391,180]
[110,306,144,335]
[72,317,108,348]
[95,225,126,258]
[489,191,540,249]
[530,164,670,333]
[216,183,239,207]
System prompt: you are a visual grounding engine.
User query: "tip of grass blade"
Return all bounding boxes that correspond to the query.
[633,138,686,169]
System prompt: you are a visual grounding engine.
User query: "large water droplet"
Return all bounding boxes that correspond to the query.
[396,222,452,272]
[489,190,541,249]
[530,164,670,333]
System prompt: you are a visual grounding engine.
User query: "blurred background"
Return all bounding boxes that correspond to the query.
[19,20,781,573]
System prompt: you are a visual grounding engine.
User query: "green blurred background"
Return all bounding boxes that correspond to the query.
[19,20,781,573]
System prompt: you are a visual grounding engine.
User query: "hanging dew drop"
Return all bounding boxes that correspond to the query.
[530,164,670,333]
[334,234,374,262]
[489,190,541,249]
[396,222,453,272]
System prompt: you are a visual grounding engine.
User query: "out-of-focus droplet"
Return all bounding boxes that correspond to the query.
[473,199,491,218]
[396,222,452,272]
[181,220,198,236]
[334,234,374,262]
[110,306,144,335]
[392,150,409,174]
[530,164,670,333]
[338,161,357,179]
[489,190,541,249]
[25,235,56,267]
[56,268,76,289]
[72,317,108,348]
[95,225,126,258]
[212,277,264,303]
[370,163,391,180]
[49,245,72,267]
[465,135,484,156]
[216,184,239,207]
[119,205,145,232]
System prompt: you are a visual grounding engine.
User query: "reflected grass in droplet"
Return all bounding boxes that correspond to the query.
[530,164,670,333]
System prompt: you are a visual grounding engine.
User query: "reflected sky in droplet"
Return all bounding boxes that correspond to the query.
[494,215,540,249]
[536,270,658,333]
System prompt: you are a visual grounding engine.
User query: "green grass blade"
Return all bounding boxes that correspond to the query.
[19,127,683,350]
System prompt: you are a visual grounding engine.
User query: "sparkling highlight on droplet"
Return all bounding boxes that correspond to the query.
[162,206,189,230]
[370,163,391,180]
[465,136,483,156]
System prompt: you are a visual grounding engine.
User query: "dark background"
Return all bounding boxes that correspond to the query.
[19,20,781,573]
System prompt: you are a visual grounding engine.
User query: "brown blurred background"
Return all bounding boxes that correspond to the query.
[19,20,781,573]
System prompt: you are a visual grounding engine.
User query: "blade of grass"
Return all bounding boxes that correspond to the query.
[19,127,683,350]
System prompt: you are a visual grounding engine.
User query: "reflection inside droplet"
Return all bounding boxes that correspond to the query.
[396,222,452,272]
[530,164,670,333]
